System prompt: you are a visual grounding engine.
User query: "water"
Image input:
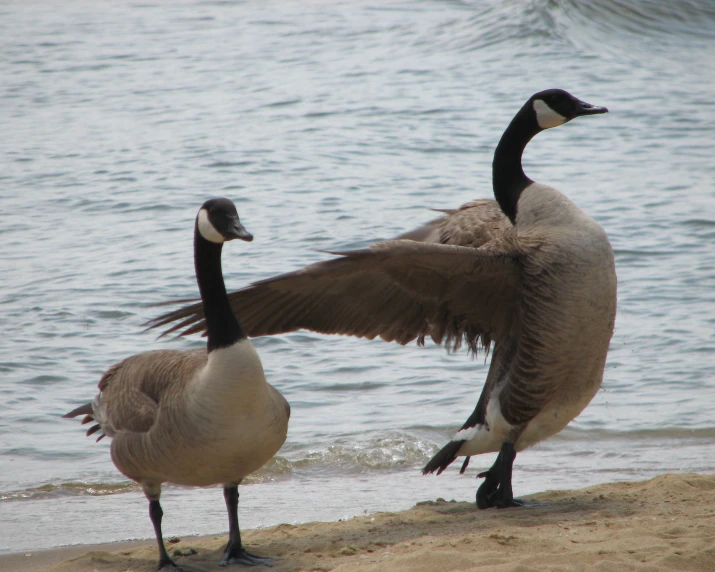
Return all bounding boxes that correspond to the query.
[1,0,714,555]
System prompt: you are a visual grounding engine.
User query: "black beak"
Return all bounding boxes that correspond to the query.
[576,99,608,116]
[225,218,253,242]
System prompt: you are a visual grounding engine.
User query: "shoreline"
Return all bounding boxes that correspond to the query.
[3,472,713,572]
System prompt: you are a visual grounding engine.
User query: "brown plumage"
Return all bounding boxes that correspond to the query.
[65,347,289,487]
[397,199,512,247]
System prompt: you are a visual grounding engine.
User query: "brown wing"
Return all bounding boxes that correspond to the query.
[147,240,521,354]
[96,350,206,435]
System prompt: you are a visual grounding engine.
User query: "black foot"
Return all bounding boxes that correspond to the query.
[220,548,276,567]
[476,478,549,510]
[476,469,500,509]
[497,497,524,509]
[476,442,520,509]
[477,469,521,508]
[512,498,550,508]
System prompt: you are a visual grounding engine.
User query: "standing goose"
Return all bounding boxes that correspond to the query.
[147,90,615,509]
[65,198,290,569]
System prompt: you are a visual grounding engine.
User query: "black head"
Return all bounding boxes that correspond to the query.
[529,89,608,130]
[196,198,253,244]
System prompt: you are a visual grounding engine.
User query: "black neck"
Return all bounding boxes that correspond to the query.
[492,101,541,224]
[194,224,246,352]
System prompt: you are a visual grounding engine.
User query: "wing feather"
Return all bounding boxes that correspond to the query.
[147,240,521,353]
[94,350,206,435]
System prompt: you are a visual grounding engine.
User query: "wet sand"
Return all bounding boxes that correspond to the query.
[4,473,714,572]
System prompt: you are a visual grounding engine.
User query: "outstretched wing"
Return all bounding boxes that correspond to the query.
[147,239,521,353]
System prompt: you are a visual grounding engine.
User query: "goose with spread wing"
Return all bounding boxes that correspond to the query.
[148,89,616,509]
[65,199,290,569]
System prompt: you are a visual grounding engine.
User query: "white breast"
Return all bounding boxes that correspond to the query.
[195,340,268,412]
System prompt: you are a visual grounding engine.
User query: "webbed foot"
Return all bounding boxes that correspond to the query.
[220,547,276,567]
[476,470,549,510]
[476,442,520,509]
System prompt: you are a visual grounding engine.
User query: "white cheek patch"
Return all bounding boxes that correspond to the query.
[533,99,567,129]
[197,209,225,243]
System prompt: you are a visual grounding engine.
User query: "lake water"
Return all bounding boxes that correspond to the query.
[1,0,714,555]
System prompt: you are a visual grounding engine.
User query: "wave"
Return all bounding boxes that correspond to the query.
[0,481,139,502]
[424,0,715,53]
[554,425,715,441]
[556,0,715,38]
[290,432,438,472]
[3,425,712,502]
[0,432,439,502]
[424,1,562,52]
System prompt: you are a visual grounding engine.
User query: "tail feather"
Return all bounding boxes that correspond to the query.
[423,439,465,475]
[63,402,93,419]
[64,402,104,441]
[85,424,101,437]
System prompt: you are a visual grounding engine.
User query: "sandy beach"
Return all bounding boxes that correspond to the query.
[3,472,713,572]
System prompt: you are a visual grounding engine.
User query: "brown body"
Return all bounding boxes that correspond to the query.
[92,344,289,490]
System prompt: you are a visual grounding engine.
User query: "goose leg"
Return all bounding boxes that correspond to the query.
[220,485,275,567]
[146,484,203,572]
[476,442,523,509]
[149,499,180,570]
